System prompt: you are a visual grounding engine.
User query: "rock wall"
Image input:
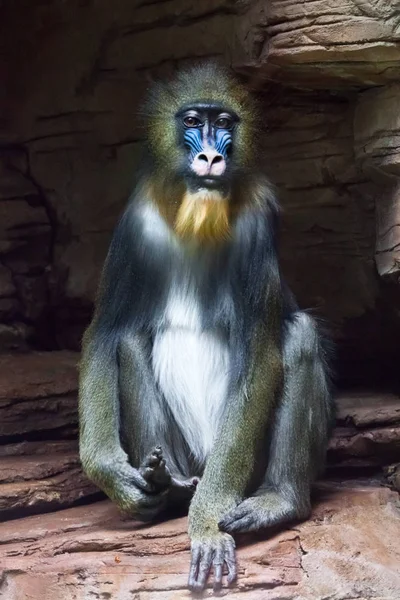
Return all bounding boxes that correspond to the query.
[1,0,400,381]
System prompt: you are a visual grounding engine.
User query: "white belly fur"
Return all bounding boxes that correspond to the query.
[152,286,229,466]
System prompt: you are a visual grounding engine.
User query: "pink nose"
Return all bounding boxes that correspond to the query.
[191,150,226,177]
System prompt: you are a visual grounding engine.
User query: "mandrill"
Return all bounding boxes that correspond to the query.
[79,63,333,592]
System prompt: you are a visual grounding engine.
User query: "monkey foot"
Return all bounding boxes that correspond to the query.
[169,475,199,503]
[218,496,299,533]
[139,446,172,490]
[139,446,199,503]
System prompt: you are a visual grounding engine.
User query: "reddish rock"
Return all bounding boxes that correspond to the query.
[0,483,398,599]
[0,452,98,517]
[0,352,92,517]
[335,391,400,427]
[329,425,400,462]
[328,393,400,468]
[0,439,78,457]
[0,351,79,438]
[237,0,400,87]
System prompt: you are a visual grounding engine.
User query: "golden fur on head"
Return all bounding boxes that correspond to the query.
[145,62,258,171]
[175,189,230,244]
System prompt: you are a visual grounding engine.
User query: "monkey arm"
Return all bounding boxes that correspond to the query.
[187,320,283,591]
[78,324,167,519]
[219,311,333,534]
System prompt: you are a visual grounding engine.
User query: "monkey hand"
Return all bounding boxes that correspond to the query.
[188,530,237,592]
[113,477,169,522]
[87,451,168,521]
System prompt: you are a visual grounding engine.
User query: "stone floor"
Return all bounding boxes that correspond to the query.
[0,351,399,599]
[1,482,399,599]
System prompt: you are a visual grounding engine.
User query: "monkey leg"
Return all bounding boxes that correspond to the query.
[219,311,333,534]
[117,332,200,520]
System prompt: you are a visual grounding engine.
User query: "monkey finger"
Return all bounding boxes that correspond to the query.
[218,505,248,530]
[188,544,201,590]
[213,545,224,591]
[140,466,155,479]
[226,542,237,585]
[130,470,155,493]
[195,546,214,592]
[141,446,163,469]
[141,491,168,507]
[158,460,171,478]
[170,477,196,494]
[222,514,254,533]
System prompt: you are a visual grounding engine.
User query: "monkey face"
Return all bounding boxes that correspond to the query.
[175,103,239,192]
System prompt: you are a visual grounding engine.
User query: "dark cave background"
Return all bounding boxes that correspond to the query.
[1,2,400,389]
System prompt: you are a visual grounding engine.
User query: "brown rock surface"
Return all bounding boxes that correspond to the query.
[353,84,400,280]
[237,0,400,87]
[0,352,100,517]
[335,391,400,427]
[0,483,399,599]
[0,451,98,518]
[0,350,398,595]
[0,351,79,439]
[328,392,400,470]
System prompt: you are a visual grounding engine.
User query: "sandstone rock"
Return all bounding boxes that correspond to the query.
[329,425,400,467]
[0,147,53,344]
[0,440,99,518]
[0,483,398,599]
[0,351,79,439]
[0,452,98,518]
[0,352,85,516]
[353,85,400,279]
[354,84,400,177]
[255,88,399,378]
[335,391,400,427]
[328,393,400,468]
[374,183,400,280]
[0,439,78,457]
[299,482,400,599]
[236,0,400,88]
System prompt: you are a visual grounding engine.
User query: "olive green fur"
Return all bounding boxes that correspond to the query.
[188,323,283,538]
[78,63,332,592]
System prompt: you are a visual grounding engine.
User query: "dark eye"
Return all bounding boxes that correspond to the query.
[215,117,232,129]
[183,116,201,128]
